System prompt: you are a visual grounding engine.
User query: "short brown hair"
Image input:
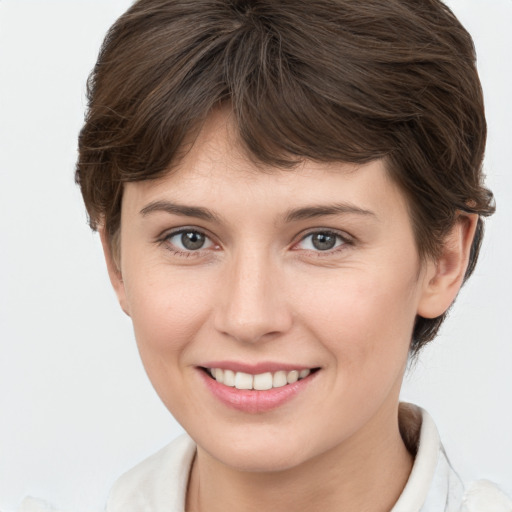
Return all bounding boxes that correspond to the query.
[76,0,495,353]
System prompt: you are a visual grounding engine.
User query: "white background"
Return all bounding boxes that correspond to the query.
[0,1,511,510]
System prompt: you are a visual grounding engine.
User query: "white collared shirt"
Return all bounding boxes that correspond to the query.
[17,406,512,512]
[104,406,511,512]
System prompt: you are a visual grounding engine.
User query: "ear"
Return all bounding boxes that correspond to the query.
[99,227,131,317]
[417,214,478,319]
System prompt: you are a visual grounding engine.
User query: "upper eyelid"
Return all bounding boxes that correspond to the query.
[159,226,214,241]
[295,228,353,243]
[157,226,353,249]
[292,229,354,255]
[157,227,218,252]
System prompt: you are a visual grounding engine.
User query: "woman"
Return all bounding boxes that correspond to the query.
[10,0,511,510]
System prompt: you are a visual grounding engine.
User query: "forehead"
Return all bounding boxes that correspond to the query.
[121,109,410,224]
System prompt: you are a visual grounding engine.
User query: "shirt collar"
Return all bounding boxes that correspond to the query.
[392,403,464,512]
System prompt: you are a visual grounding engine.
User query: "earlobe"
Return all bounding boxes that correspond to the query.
[417,214,478,319]
[99,227,131,317]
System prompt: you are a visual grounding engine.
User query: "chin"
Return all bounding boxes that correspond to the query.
[212,445,308,473]
[195,426,319,473]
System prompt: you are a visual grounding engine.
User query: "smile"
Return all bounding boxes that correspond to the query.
[207,368,312,390]
[197,360,321,413]
[199,364,319,413]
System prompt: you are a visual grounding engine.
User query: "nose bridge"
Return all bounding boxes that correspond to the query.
[214,244,291,343]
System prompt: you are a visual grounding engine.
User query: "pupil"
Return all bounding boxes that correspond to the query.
[312,233,336,250]
[181,231,205,250]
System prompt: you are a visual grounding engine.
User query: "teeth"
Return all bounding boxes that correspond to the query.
[287,370,299,384]
[235,372,253,390]
[208,367,313,390]
[253,372,273,390]
[272,371,287,388]
[223,369,235,387]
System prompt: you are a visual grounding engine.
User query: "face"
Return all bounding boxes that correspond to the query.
[110,110,434,473]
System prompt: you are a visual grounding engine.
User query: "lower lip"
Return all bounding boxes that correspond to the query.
[199,369,317,414]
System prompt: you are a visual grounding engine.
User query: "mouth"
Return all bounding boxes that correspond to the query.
[202,367,318,390]
[196,360,322,414]
[197,364,320,413]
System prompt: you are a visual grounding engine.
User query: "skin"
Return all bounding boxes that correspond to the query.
[102,109,477,512]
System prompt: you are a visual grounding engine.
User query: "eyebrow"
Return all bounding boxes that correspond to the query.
[284,203,377,222]
[140,200,222,222]
[139,200,376,224]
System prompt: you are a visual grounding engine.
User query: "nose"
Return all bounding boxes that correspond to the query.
[213,250,293,344]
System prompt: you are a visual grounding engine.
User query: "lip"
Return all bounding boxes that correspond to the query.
[201,360,313,374]
[198,364,319,414]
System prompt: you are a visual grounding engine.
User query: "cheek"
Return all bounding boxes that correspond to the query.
[294,267,419,366]
[123,264,214,358]
[122,266,218,416]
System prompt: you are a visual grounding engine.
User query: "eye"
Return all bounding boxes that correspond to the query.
[296,231,347,252]
[164,229,216,252]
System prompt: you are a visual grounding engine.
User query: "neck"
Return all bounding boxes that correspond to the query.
[186,402,413,512]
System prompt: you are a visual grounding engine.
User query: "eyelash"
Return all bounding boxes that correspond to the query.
[293,230,352,256]
[158,228,352,258]
[158,228,218,258]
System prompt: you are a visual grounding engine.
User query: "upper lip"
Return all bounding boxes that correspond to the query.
[199,361,317,374]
